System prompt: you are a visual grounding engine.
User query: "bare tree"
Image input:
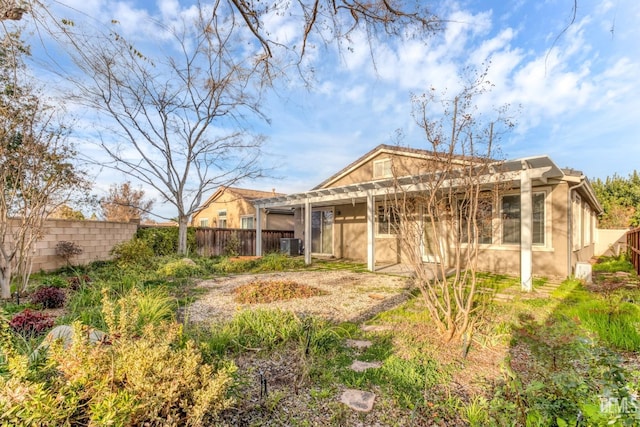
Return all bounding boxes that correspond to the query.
[390,81,512,343]
[59,6,271,254]
[7,1,440,67]
[100,182,153,223]
[0,32,88,299]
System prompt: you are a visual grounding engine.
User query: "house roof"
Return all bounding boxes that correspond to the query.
[312,144,481,190]
[193,186,284,214]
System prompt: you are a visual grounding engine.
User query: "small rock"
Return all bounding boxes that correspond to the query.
[181,258,197,266]
[350,360,382,372]
[32,325,107,359]
[345,339,372,350]
[340,389,376,412]
[615,271,631,277]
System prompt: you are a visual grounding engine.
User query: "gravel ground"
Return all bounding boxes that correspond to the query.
[186,270,413,324]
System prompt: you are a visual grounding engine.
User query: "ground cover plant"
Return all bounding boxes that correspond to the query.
[2,248,639,426]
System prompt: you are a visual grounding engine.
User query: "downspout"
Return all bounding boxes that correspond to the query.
[567,177,587,277]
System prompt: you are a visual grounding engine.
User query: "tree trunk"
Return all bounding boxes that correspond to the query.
[177,214,189,255]
[0,262,12,299]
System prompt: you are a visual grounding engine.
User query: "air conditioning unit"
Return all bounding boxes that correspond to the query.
[280,238,301,256]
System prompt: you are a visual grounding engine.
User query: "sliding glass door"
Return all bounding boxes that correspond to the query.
[311,209,333,255]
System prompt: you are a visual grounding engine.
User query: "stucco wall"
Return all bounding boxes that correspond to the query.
[323,152,447,188]
[193,193,293,231]
[595,228,628,257]
[29,219,138,272]
[192,193,255,228]
[334,203,367,260]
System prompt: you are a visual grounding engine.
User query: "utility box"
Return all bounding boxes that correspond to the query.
[575,262,593,284]
[280,238,300,256]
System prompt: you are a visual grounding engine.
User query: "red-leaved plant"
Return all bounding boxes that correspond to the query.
[9,309,54,337]
[31,286,66,309]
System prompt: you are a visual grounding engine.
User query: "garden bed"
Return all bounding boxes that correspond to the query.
[186,270,412,324]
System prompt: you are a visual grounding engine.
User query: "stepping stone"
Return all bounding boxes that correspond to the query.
[350,360,382,372]
[345,339,372,350]
[340,389,376,412]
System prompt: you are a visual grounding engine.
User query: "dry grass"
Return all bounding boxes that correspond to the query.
[233,280,327,304]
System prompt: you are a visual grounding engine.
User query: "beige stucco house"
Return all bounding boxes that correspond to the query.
[253,145,602,288]
[191,187,294,231]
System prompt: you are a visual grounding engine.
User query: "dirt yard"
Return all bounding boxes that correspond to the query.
[186,270,413,324]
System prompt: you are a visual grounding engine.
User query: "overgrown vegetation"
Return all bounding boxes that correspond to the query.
[593,171,640,228]
[1,251,639,425]
[0,293,236,426]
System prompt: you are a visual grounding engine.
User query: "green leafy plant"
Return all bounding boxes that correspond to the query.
[136,226,197,255]
[40,275,69,288]
[463,396,489,427]
[0,291,236,426]
[110,238,154,267]
[223,232,241,257]
[157,258,202,278]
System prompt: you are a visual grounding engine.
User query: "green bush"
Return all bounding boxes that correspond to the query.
[592,254,635,273]
[211,253,305,274]
[39,275,69,289]
[157,258,203,278]
[110,238,154,267]
[0,291,235,426]
[136,226,196,256]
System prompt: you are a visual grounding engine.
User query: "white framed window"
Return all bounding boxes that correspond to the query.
[376,203,400,235]
[218,210,227,228]
[373,158,392,179]
[241,215,254,229]
[572,194,582,250]
[199,218,209,227]
[501,192,547,246]
[459,197,493,244]
[584,204,591,246]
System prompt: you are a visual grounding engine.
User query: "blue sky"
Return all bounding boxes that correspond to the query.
[20,0,640,219]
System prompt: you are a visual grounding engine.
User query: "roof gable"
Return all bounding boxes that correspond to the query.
[312,144,476,189]
[194,186,284,214]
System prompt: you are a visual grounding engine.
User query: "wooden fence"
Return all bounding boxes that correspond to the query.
[194,228,295,257]
[627,227,640,275]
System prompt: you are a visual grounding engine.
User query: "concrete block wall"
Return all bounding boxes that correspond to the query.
[29,219,138,272]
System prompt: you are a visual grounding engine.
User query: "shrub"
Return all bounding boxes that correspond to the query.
[110,238,154,267]
[9,309,54,337]
[30,286,66,309]
[66,274,92,290]
[223,232,241,257]
[40,275,69,288]
[136,226,197,255]
[234,280,327,303]
[55,240,83,265]
[0,292,236,426]
[157,258,202,278]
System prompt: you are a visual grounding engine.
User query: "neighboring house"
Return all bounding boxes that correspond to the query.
[191,186,294,230]
[253,144,602,287]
